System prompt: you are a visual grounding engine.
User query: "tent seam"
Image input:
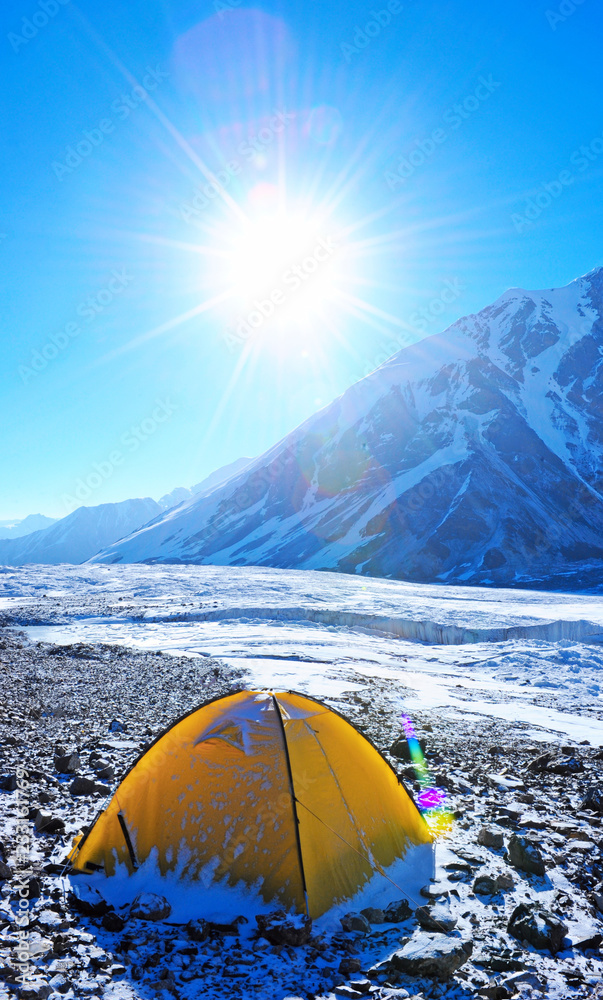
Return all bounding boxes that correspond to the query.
[272,694,310,918]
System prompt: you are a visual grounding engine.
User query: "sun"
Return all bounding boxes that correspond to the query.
[213,195,347,344]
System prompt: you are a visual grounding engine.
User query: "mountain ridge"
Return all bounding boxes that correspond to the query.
[89,265,603,587]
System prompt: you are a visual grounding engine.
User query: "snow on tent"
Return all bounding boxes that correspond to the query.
[68,690,434,922]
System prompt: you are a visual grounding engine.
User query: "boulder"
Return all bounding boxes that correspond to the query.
[507,834,545,876]
[477,826,504,849]
[33,810,65,834]
[473,875,500,896]
[186,918,209,942]
[495,871,515,890]
[383,898,413,922]
[68,888,110,917]
[360,906,384,923]
[527,752,552,774]
[507,902,567,955]
[415,902,456,932]
[96,764,115,782]
[256,909,312,946]
[547,756,584,775]
[338,957,363,975]
[69,777,97,796]
[102,911,125,932]
[54,752,80,774]
[580,786,603,814]
[389,736,426,762]
[390,933,473,980]
[129,892,172,921]
[340,911,371,934]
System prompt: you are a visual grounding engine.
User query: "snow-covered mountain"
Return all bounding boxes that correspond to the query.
[0,514,56,540]
[92,266,603,587]
[0,499,161,566]
[157,457,254,510]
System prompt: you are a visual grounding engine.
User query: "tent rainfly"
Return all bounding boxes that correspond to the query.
[69,690,433,919]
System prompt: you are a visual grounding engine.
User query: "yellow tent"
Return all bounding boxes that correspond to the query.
[69,690,432,919]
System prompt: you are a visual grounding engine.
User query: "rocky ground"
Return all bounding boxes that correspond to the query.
[1,629,603,1000]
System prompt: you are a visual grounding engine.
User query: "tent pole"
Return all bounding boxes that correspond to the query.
[272,694,310,919]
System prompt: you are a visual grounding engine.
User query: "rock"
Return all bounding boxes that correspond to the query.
[102,911,125,931]
[384,898,413,921]
[256,909,312,946]
[109,719,125,732]
[571,931,603,951]
[0,773,17,791]
[0,860,12,879]
[476,987,512,999]
[507,834,545,875]
[34,810,65,834]
[69,776,98,796]
[54,752,80,774]
[547,756,584,775]
[415,903,456,932]
[580,786,603,814]
[495,871,514,890]
[527,752,552,774]
[334,988,365,999]
[340,911,371,934]
[186,918,209,942]
[339,956,363,975]
[390,736,426,762]
[360,906,384,923]
[17,984,52,999]
[504,971,548,992]
[473,875,500,896]
[68,888,110,917]
[390,933,473,980]
[477,826,504,849]
[129,892,172,921]
[487,773,525,791]
[96,765,115,782]
[507,902,567,955]
[516,792,535,804]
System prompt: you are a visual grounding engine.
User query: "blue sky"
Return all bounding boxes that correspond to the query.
[1,0,602,520]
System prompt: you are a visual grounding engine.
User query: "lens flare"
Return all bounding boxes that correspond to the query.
[401,713,453,837]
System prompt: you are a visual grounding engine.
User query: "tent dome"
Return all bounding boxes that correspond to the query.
[69,690,433,920]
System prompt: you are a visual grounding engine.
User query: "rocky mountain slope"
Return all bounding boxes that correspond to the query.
[91,266,603,587]
[0,499,161,566]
